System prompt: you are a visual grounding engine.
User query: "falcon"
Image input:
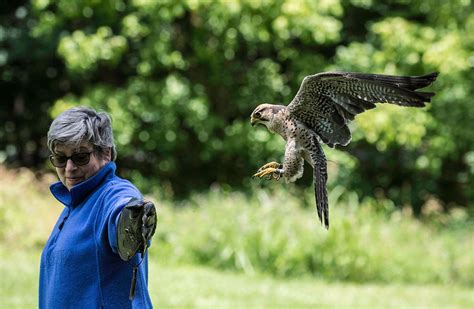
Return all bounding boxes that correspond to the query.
[250,71,438,229]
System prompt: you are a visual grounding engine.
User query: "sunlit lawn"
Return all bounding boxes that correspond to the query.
[1,248,473,308]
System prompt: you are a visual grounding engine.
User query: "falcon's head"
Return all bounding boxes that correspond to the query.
[250,104,286,129]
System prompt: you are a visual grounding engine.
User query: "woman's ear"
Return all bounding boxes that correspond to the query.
[104,147,112,162]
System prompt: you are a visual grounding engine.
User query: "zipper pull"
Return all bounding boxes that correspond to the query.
[58,215,69,230]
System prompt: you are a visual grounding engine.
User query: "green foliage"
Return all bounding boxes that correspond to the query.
[333,4,474,209]
[1,165,473,289]
[155,188,474,286]
[58,27,128,74]
[0,166,60,249]
[1,1,473,208]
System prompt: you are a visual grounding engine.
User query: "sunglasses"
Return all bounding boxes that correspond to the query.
[49,151,93,168]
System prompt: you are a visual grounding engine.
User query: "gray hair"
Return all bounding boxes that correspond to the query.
[47,106,117,160]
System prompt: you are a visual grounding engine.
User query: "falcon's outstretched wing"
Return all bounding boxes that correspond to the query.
[287,72,438,147]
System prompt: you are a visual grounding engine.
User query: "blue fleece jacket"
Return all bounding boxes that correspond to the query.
[39,162,153,308]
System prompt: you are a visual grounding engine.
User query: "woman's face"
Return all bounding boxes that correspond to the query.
[53,142,110,190]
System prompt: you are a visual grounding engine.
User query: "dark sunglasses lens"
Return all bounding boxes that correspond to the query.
[49,152,91,167]
[71,153,91,165]
[50,155,67,167]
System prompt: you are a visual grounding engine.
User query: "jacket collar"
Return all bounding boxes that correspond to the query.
[50,162,116,208]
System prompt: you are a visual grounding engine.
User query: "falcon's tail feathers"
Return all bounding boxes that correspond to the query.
[314,165,329,229]
[311,137,329,229]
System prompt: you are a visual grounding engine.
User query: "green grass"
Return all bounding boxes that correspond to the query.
[151,262,474,308]
[154,189,474,286]
[1,248,473,308]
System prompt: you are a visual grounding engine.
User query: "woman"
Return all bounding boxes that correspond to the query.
[40,106,156,308]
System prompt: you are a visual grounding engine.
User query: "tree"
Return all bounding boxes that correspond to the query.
[1,0,472,209]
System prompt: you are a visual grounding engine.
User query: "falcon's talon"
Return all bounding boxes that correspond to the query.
[253,165,284,181]
[253,167,277,178]
[256,161,281,173]
[254,161,283,180]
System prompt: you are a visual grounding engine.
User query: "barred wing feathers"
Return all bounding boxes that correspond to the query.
[287,72,438,147]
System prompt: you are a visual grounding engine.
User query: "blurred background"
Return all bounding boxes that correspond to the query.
[1,0,473,307]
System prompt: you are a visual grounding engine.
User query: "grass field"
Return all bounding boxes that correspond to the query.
[1,248,473,308]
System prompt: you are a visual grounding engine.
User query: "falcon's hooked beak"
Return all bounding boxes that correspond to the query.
[250,110,264,126]
[250,114,259,126]
[251,104,278,127]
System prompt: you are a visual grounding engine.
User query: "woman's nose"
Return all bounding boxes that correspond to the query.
[65,158,77,171]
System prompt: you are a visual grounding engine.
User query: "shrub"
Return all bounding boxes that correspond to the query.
[154,187,474,286]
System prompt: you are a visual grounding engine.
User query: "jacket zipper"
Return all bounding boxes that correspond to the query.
[58,209,70,230]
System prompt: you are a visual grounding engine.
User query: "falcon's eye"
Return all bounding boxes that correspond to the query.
[255,112,262,118]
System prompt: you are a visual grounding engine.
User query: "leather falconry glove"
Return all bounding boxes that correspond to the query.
[117,198,157,261]
[117,198,157,300]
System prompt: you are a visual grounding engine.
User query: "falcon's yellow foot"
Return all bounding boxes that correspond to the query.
[253,162,284,180]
